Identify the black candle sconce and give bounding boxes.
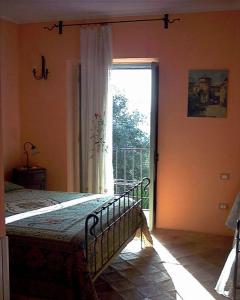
[32,56,49,80]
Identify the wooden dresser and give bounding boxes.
[12,167,46,190]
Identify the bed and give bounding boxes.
[215,192,240,299]
[5,178,152,300]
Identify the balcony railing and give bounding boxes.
[113,147,150,208]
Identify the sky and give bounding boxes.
[110,69,152,133]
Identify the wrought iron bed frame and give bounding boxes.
[233,219,240,300]
[85,177,150,281]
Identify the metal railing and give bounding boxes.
[113,147,150,196]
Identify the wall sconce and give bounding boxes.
[32,56,49,80]
[24,142,39,168]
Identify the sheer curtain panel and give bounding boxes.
[80,25,113,194]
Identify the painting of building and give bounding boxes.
[188,70,228,117]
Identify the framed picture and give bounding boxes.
[188,70,228,117]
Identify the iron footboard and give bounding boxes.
[85,177,150,280]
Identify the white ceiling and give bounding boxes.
[0,0,240,24]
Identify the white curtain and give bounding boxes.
[80,24,113,194]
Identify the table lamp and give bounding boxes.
[24,141,39,168]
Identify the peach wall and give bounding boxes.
[19,25,80,190]
[0,98,5,236]
[0,97,5,237]
[0,20,6,236]
[1,19,21,179]
[19,11,240,234]
[113,11,240,235]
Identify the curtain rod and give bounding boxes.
[43,14,180,34]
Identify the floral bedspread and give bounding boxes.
[5,189,113,300]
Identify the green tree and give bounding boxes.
[113,94,149,148]
[113,92,150,207]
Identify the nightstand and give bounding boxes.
[12,167,47,190]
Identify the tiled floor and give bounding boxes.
[95,229,233,300]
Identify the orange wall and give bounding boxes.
[0,90,5,236]
[0,20,6,236]
[1,19,21,179]
[19,24,80,190]
[19,11,240,235]
[0,91,5,236]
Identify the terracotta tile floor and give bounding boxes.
[95,229,233,300]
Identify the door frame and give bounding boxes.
[111,62,159,231]
[149,62,159,230]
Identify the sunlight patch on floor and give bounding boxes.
[143,209,150,227]
[123,235,217,299]
[123,237,143,252]
[151,234,216,300]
